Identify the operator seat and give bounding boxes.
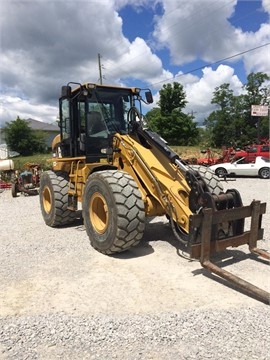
[87,111,106,135]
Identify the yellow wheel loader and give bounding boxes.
[39,82,269,304]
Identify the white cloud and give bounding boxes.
[242,23,270,75]
[103,37,173,85]
[0,95,58,125]
[152,0,270,74]
[152,0,239,64]
[262,0,270,13]
[163,64,244,124]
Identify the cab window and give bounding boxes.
[60,99,70,139]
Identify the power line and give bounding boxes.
[150,42,270,87]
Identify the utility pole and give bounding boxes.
[98,53,103,85]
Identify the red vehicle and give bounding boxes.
[0,180,12,191]
[196,147,235,166]
[234,144,269,162]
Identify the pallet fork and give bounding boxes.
[189,200,270,304]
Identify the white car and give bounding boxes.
[209,156,270,179]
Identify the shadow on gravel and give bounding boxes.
[191,248,269,274]
[114,218,194,260]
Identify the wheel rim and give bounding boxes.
[42,186,52,214]
[261,169,269,178]
[90,192,109,234]
[217,168,226,177]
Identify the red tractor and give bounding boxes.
[11,163,41,197]
[196,146,236,166]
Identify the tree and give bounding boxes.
[211,83,234,110]
[145,82,199,145]
[204,72,270,147]
[242,72,270,141]
[3,116,47,155]
[158,82,187,115]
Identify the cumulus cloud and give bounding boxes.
[183,65,243,123]
[152,0,239,64]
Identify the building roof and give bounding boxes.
[26,118,59,131]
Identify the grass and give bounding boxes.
[11,153,53,172]
[172,146,222,160]
[8,146,223,172]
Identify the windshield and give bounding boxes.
[87,87,133,134]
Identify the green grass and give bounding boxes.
[11,153,53,172]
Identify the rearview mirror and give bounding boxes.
[145,91,153,104]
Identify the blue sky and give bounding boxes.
[0,0,269,131]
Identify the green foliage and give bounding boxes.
[158,82,188,115]
[3,117,47,155]
[145,82,199,145]
[204,72,270,147]
[146,108,199,146]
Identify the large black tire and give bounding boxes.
[171,165,224,242]
[82,170,145,255]
[39,170,77,227]
[11,183,18,198]
[193,165,224,194]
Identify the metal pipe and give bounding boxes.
[175,158,189,174]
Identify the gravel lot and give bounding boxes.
[0,177,269,359]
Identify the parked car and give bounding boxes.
[209,156,270,179]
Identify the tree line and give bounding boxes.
[2,71,269,156]
[145,71,269,148]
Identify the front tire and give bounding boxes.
[214,167,228,178]
[11,183,18,198]
[82,170,145,255]
[39,170,77,227]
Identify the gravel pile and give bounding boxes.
[0,177,269,359]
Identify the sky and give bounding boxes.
[0,0,269,130]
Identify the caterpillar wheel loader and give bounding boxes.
[39,82,269,304]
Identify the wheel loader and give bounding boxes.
[39,82,269,304]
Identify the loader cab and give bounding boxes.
[58,83,153,163]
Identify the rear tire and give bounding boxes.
[39,170,77,227]
[193,165,224,194]
[170,165,223,240]
[83,170,145,255]
[259,167,270,179]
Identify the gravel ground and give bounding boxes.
[0,177,269,359]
